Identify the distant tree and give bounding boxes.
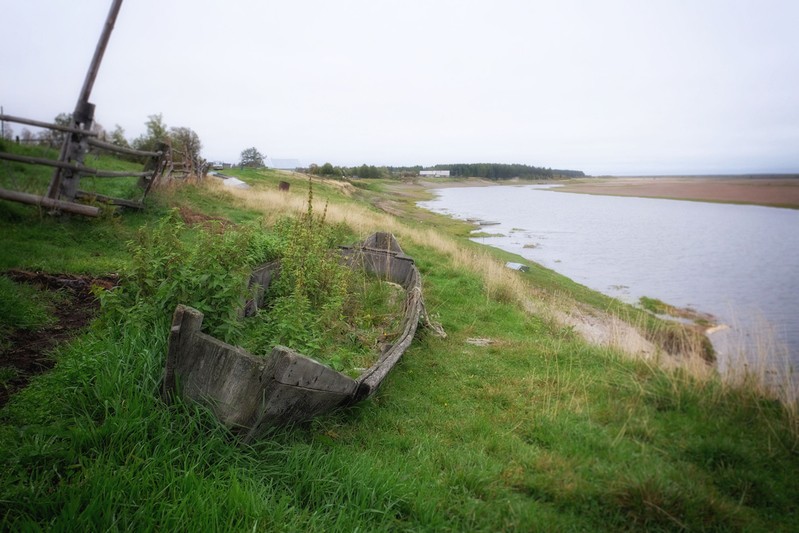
[20,128,34,143]
[109,124,130,148]
[171,126,205,176]
[354,164,386,179]
[171,127,202,163]
[1,123,13,140]
[318,162,344,177]
[54,113,72,129]
[239,147,265,167]
[132,113,168,153]
[89,121,106,142]
[430,162,585,180]
[37,112,72,148]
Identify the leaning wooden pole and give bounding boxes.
[47,0,125,200]
[0,188,100,217]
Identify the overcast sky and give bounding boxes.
[2,0,798,175]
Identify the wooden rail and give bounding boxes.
[0,188,100,217]
[75,190,143,209]
[0,1,179,215]
[0,151,152,178]
[0,113,99,137]
[86,137,161,158]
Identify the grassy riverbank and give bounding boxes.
[1,169,798,531]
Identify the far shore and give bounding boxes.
[414,175,799,209]
[554,176,799,209]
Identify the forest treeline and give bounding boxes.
[429,163,584,179]
[307,162,585,180]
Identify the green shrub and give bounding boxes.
[243,183,352,358]
[97,210,279,341]
[240,181,404,375]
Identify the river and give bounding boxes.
[418,184,799,389]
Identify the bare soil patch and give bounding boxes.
[178,206,233,231]
[0,270,118,407]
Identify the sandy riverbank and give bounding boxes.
[554,176,799,209]
[409,175,799,209]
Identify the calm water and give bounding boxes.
[419,184,799,380]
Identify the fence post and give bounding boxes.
[46,0,124,202]
[57,102,95,201]
[139,141,170,193]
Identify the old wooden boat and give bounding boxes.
[162,232,428,442]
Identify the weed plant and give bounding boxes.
[240,181,406,374]
[97,209,279,341]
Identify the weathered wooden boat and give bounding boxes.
[162,232,431,442]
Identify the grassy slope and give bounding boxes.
[1,169,797,531]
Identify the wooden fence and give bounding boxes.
[0,0,180,217]
[0,113,169,216]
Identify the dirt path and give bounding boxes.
[0,271,117,407]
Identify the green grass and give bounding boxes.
[0,142,56,194]
[1,169,798,531]
[0,276,56,335]
[0,141,143,200]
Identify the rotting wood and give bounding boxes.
[163,232,439,440]
[241,261,278,318]
[164,305,357,442]
[0,188,100,217]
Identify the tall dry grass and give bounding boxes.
[713,313,798,428]
[219,181,527,304]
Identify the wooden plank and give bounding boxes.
[163,305,206,401]
[244,381,353,442]
[179,333,278,430]
[163,305,357,439]
[75,190,143,209]
[243,261,278,317]
[272,346,357,393]
[0,187,100,217]
[163,305,277,429]
[354,284,422,400]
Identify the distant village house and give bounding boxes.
[419,170,450,177]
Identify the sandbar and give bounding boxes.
[553,176,799,209]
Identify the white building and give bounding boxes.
[267,158,302,170]
[419,170,450,177]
